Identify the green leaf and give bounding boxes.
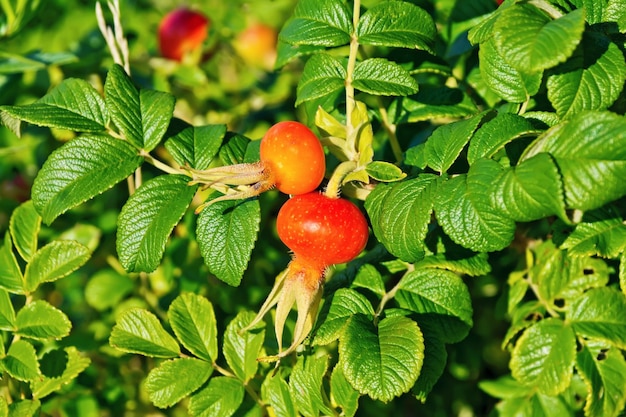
[279,0,351,47]
[467,112,541,164]
[168,293,217,363]
[547,32,626,119]
[424,112,486,173]
[223,311,265,383]
[313,288,375,346]
[117,175,197,273]
[289,354,334,417]
[0,78,108,134]
[0,233,24,294]
[15,300,71,340]
[411,321,447,403]
[365,161,406,182]
[0,51,76,75]
[510,318,576,395]
[576,340,626,417]
[9,200,41,262]
[32,134,143,225]
[30,347,91,399]
[104,64,175,151]
[415,250,491,277]
[146,358,213,409]
[189,376,245,417]
[559,205,626,258]
[353,58,418,96]
[296,54,346,106]
[395,267,473,343]
[479,38,543,102]
[435,159,516,252]
[621,252,626,296]
[84,269,134,311]
[330,366,359,417]
[494,5,585,73]
[24,240,91,293]
[164,124,226,170]
[523,110,626,211]
[262,373,296,417]
[196,199,260,286]
[491,153,566,222]
[340,315,424,402]
[109,308,180,358]
[356,1,435,51]
[2,340,39,382]
[0,289,15,331]
[479,375,533,400]
[365,175,438,262]
[351,263,386,297]
[395,86,478,124]
[567,287,626,349]
[7,399,40,417]
[275,40,326,69]
[219,133,249,166]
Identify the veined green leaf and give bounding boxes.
[197,198,260,286]
[395,267,473,343]
[330,366,359,417]
[0,51,76,75]
[0,233,24,294]
[510,318,576,395]
[296,54,346,106]
[567,287,626,349]
[353,58,418,96]
[0,78,108,135]
[31,347,91,399]
[2,340,39,382]
[15,300,71,340]
[289,354,334,417]
[0,289,16,331]
[32,134,143,225]
[223,311,265,383]
[558,205,626,258]
[494,5,585,73]
[351,263,386,297]
[9,200,41,262]
[523,110,626,211]
[435,159,516,252]
[340,315,424,402]
[415,250,491,277]
[189,376,245,417]
[7,399,40,417]
[313,288,375,346]
[547,32,626,119]
[84,269,134,311]
[110,308,180,358]
[396,86,478,124]
[104,64,175,151]
[168,293,218,363]
[146,358,213,409]
[275,40,325,69]
[117,175,197,273]
[164,124,226,170]
[411,321,447,403]
[279,0,351,47]
[24,240,91,293]
[262,372,296,417]
[219,133,249,166]
[479,375,533,400]
[357,1,435,51]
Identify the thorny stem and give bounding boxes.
[324,160,357,198]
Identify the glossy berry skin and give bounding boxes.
[158,8,209,62]
[276,192,369,269]
[260,121,325,195]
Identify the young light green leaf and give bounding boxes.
[356,1,435,51]
[0,78,108,135]
[353,58,418,96]
[85,269,134,311]
[510,318,576,395]
[31,347,91,399]
[32,134,143,225]
[104,64,175,151]
[435,160,516,252]
[197,198,260,286]
[351,263,386,297]
[0,233,24,294]
[223,311,265,383]
[296,54,346,106]
[547,32,626,120]
[313,288,375,346]
[109,308,180,358]
[559,205,626,258]
[15,300,71,340]
[7,399,40,417]
[168,293,217,363]
[289,354,334,417]
[0,289,15,331]
[523,110,626,211]
[395,267,473,343]
[9,200,41,262]
[146,358,213,409]
[117,175,197,273]
[567,287,626,349]
[340,315,424,402]
[262,373,296,417]
[491,153,566,222]
[576,340,626,417]
[330,366,359,417]
[365,161,406,182]
[279,0,351,47]
[189,376,245,417]
[424,112,486,173]
[494,5,585,73]
[2,339,40,381]
[24,240,91,293]
[164,124,226,170]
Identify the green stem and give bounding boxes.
[344,0,361,151]
[378,103,403,164]
[324,161,357,198]
[141,151,187,176]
